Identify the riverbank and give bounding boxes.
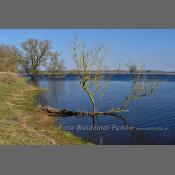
[20,70,175,79]
[0,72,85,145]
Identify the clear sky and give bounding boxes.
[0,29,175,71]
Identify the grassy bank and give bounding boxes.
[0,72,85,145]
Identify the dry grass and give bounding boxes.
[39,113,53,127]
[0,73,85,145]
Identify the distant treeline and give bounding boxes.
[21,69,175,76]
[0,38,174,78]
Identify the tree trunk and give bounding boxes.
[38,104,124,115]
[31,73,37,79]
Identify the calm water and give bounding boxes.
[31,74,175,145]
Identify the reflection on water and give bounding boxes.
[57,114,155,145]
[30,75,175,145]
[30,78,65,107]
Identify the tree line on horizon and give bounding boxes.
[0,37,147,79]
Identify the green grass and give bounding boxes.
[0,73,86,145]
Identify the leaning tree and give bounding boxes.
[39,35,159,118]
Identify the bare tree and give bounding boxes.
[128,64,137,73]
[0,44,20,72]
[39,36,159,118]
[20,39,51,79]
[71,34,110,114]
[48,51,65,77]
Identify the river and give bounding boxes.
[29,74,175,145]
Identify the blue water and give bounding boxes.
[33,74,175,145]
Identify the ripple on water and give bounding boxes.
[35,76,175,145]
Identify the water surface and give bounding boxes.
[32,74,175,145]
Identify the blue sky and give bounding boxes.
[0,29,175,71]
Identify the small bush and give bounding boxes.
[0,45,20,73]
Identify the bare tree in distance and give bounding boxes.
[128,64,137,73]
[19,38,52,79]
[48,51,65,77]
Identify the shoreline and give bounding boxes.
[0,73,86,145]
